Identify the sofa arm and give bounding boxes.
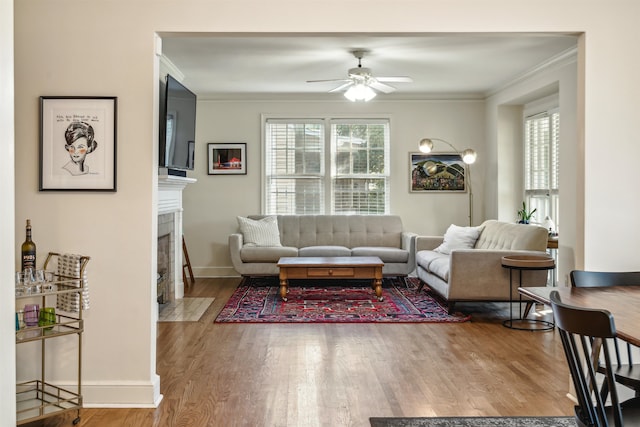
[228,233,245,272]
[416,236,444,251]
[447,249,550,300]
[401,231,418,251]
[402,231,418,272]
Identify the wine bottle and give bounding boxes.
[21,219,36,271]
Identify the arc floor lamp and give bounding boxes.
[419,138,477,226]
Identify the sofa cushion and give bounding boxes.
[251,215,403,249]
[428,257,451,281]
[352,247,409,263]
[474,220,548,251]
[434,224,483,255]
[240,246,298,263]
[298,246,351,257]
[237,216,282,247]
[416,250,450,281]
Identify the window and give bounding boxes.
[264,118,390,215]
[524,110,559,229]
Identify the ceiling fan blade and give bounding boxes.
[376,76,413,83]
[306,78,351,83]
[368,81,396,94]
[328,81,354,93]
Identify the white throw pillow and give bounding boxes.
[434,224,483,255]
[237,216,282,247]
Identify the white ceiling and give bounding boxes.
[160,33,578,100]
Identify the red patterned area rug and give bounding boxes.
[214,277,470,323]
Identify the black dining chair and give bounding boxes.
[570,270,640,399]
[550,291,640,426]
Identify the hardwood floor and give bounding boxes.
[27,277,574,427]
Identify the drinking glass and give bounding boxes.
[23,268,34,283]
[38,307,56,330]
[43,271,55,282]
[34,269,46,283]
[24,304,39,327]
[22,269,35,295]
[30,269,46,294]
[16,310,25,330]
[15,272,24,294]
[42,283,58,293]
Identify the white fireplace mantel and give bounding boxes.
[158,174,197,215]
[158,174,196,299]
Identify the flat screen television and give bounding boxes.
[159,74,196,175]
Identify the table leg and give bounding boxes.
[372,267,383,301]
[372,278,383,301]
[502,266,553,331]
[279,273,288,302]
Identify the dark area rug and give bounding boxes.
[370,416,576,427]
[215,276,470,323]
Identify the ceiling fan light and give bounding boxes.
[362,85,376,101]
[344,83,376,102]
[344,86,358,101]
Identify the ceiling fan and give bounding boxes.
[307,49,413,101]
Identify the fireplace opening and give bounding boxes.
[158,213,175,304]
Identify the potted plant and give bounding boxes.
[517,201,536,224]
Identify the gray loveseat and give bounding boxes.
[415,220,550,313]
[229,215,417,277]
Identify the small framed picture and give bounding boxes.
[40,96,117,191]
[208,143,247,175]
[410,152,467,192]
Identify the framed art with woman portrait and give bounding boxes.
[40,96,117,191]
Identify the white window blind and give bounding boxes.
[331,120,389,214]
[265,120,325,214]
[264,118,390,215]
[524,111,559,226]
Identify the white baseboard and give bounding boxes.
[81,375,162,408]
[193,266,239,278]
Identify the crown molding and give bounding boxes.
[486,46,578,97]
[159,55,184,82]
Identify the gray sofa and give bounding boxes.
[415,220,550,313]
[229,215,417,277]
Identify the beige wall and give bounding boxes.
[9,0,640,408]
[1,0,16,421]
[486,56,579,287]
[185,99,484,277]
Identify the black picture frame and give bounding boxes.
[39,96,117,191]
[410,152,467,192]
[207,143,247,175]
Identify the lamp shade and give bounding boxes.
[419,138,434,153]
[461,149,477,164]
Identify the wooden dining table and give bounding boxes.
[518,285,640,346]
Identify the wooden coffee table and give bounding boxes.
[276,256,384,302]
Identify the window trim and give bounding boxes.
[262,114,392,215]
[523,102,559,227]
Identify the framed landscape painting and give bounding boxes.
[39,96,117,191]
[208,143,247,175]
[410,152,467,193]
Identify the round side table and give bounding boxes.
[501,255,555,331]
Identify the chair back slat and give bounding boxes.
[550,291,626,427]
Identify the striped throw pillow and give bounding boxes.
[237,216,282,247]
